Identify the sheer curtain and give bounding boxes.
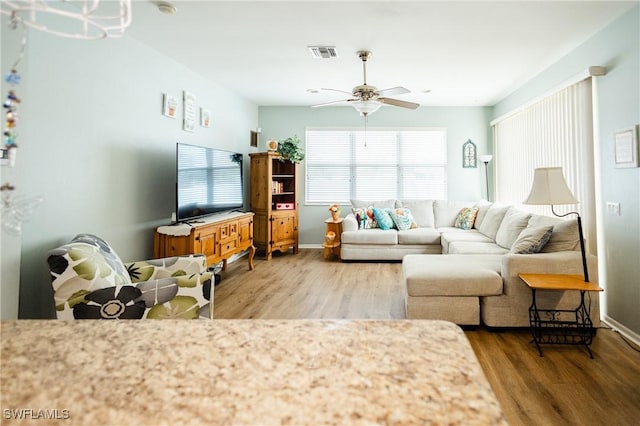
[492,79,596,253]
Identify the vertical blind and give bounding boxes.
[492,79,596,253]
[305,128,447,204]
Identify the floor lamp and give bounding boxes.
[479,155,493,200]
[523,167,589,282]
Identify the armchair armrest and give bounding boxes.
[126,254,214,319]
[125,254,208,282]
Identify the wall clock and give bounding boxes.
[463,139,477,168]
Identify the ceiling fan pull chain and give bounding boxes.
[364,115,368,147]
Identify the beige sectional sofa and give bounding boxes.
[340,199,600,327]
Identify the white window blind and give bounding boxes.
[305,128,447,204]
[492,79,596,253]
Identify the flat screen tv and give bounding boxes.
[176,143,244,222]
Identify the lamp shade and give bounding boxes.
[524,167,578,205]
[478,154,493,163]
[351,100,382,116]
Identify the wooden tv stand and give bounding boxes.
[154,211,255,271]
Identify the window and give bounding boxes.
[305,128,447,204]
[492,78,596,253]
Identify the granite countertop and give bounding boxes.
[1,320,506,425]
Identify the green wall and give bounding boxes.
[258,106,493,245]
[0,19,258,318]
[493,5,640,337]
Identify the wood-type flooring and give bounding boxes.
[214,249,640,426]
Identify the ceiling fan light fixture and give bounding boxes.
[351,100,382,116]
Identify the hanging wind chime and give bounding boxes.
[1,14,42,235]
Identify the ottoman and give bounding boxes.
[403,254,504,325]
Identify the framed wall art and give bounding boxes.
[183,91,197,132]
[614,125,639,168]
[200,108,211,128]
[162,93,178,118]
[462,139,477,168]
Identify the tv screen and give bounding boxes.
[176,143,244,222]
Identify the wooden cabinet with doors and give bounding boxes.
[154,211,255,271]
[249,152,299,260]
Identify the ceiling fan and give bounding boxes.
[311,50,419,116]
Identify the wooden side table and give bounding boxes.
[323,218,343,260]
[519,273,603,358]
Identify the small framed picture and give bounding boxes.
[614,126,639,168]
[183,91,197,132]
[200,108,211,128]
[162,94,178,118]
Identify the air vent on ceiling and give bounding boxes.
[308,46,339,59]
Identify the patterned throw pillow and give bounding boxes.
[389,208,417,230]
[511,226,554,254]
[352,206,378,229]
[454,207,479,230]
[372,207,396,230]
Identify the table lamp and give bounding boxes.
[523,167,589,282]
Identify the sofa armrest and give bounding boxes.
[125,254,208,282]
[343,213,359,232]
[501,251,598,295]
[502,251,597,277]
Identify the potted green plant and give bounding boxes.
[277,135,305,163]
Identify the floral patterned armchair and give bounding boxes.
[47,234,213,320]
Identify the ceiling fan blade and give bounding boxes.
[377,86,410,97]
[311,99,353,108]
[378,97,420,109]
[320,88,353,95]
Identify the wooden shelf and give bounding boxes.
[250,152,299,261]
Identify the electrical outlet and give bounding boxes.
[606,202,620,216]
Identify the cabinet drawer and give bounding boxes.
[220,238,239,256]
[219,223,238,239]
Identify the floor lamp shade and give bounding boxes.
[524,167,578,205]
[524,167,588,282]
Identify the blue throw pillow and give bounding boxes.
[372,207,395,230]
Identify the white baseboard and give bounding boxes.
[602,315,640,347]
[299,244,323,249]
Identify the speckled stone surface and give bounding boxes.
[1,320,506,425]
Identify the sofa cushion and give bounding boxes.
[440,230,494,253]
[389,208,417,230]
[351,199,395,209]
[372,207,395,230]
[396,199,435,227]
[477,204,509,240]
[454,207,479,230]
[397,228,441,245]
[434,200,474,227]
[403,254,503,297]
[448,241,509,255]
[510,225,553,254]
[495,208,532,249]
[473,200,492,229]
[341,229,398,245]
[528,215,579,252]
